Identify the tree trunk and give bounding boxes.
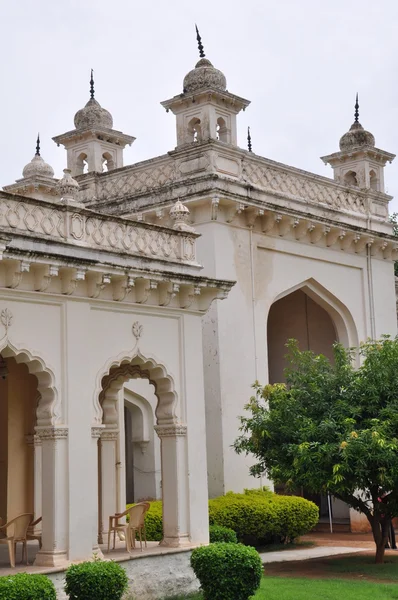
[369,514,389,564]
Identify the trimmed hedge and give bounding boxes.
[65,560,128,600]
[209,525,238,544]
[0,573,56,600]
[209,489,318,545]
[127,489,318,546]
[191,542,262,600]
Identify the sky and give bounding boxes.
[1,0,398,210]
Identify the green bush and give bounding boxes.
[209,525,238,544]
[65,560,128,600]
[209,489,318,545]
[0,573,56,600]
[191,542,262,600]
[126,500,163,541]
[126,489,318,546]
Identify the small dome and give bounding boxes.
[339,122,375,152]
[183,58,227,94]
[22,153,54,179]
[57,169,79,201]
[74,98,113,130]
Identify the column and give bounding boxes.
[99,430,118,543]
[34,427,69,567]
[31,435,43,532]
[91,427,104,555]
[155,424,190,547]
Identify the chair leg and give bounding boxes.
[143,525,147,548]
[23,541,28,565]
[7,540,15,568]
[113,528,116,550]
[139,528,143,551]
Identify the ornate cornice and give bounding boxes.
[91,426,105,439]
[100,430,119,441]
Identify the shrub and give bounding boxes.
[191,542,262,600]
[209,525,238,544]
[65,559,128,600]
[209,489,318,545]
[0,573,56,600]
[127,500,163,541]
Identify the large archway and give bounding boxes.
[95,352,189,549]
[266,284,353,527]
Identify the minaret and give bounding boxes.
[53,70,135,176]
[321,95,395,192]
[161,27,250,147]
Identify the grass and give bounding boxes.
[326,554,398,580]
[166,575,398,599]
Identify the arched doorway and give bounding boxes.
[267,287,350,527]
[96,353,189,548]
[0,341,64,567]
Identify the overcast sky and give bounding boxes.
[1,0,398,211]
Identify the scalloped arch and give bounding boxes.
[93,350,178,426]
[0,340,61,426]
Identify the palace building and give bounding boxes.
[0,31,397,570]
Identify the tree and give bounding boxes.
[234,338,398,563]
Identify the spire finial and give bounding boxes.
[90,69,95,100]
[195,24,206,59]
[35,133,40,156]
[247,127,252,152]
[354,92,359,123]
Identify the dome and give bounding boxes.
[339,122,375,152]
[22,153,54,179]
[74,98,113,130]
[183,58,227,94]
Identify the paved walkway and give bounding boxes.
[260,545,368,564]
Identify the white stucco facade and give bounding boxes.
[1,36,397,569]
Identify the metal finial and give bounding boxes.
[247,127,252,152]
[35,133,40,156]
[354,93,359,123]
[90,69,95,99]
[195,24,205,58]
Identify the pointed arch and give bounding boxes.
[0,340,60,426]
[93,350,178,427]
[269,278,359,349]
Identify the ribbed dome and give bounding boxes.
[183,58,227,94]
[22,153,54,179]
[74,98,113,130]
[339,121,375,152]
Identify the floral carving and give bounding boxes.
[0,308,13,335]
[132,321,143,341]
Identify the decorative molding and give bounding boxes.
[35,427,69,440]
[155,424,187,438]
[100,430,119,441]
[91,426,105,439]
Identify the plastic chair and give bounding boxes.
[108,502,150,553]
[0,513,33,567]
[27,516,42,549]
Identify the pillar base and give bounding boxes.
[92,546,104,560]
[34,550,69,568]
[160,534,191,548]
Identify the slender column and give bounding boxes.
[33,435,42,532]
[91,427,104,554]
[155,424,190,547]
[99,430,118,543]
[34,427,69,567]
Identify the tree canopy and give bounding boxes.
[234,337,398,563]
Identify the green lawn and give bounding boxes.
[167,575,398,599]
[326,554,398,580]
